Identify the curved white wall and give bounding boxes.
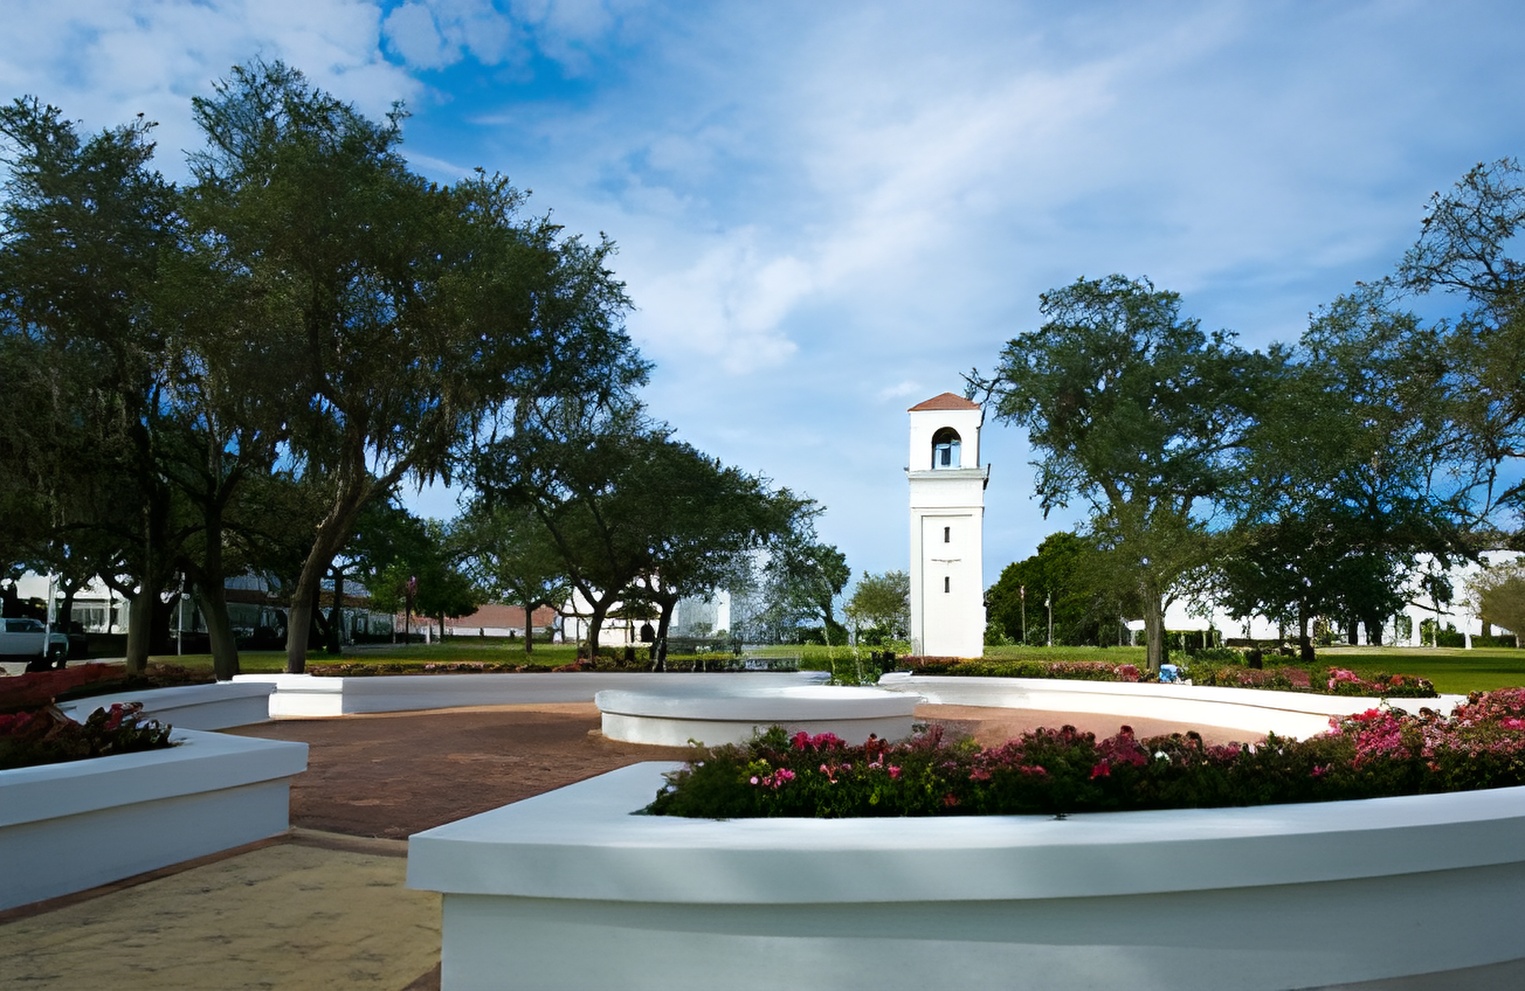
[595,684,918,746]
[409,762,1525,990]
[879,673,1464,739]
[236,670,830,717]
[58,681,275,730]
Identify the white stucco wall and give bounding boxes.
[409,761,1525,990]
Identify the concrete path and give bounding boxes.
[0,831,441,991]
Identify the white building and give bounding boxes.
[907,392,988,658]
[559,589,732,647]
[1146,550,1522,647]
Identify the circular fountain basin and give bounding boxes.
[595,683,920,747]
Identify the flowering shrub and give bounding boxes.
[899,656,1437,698]
[646,690,1525,818]
[310,655,757,676]
[0,702,176,771]
[896,657,1135,683]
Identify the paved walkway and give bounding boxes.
[0,831,440,991]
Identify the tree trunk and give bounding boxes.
[522,601,534,653]
[286,487,373,673]
[1142,592,1167,674]
[124,584,157,675]
[200,578,240,680]
[285,558,323,674]
[584,598,608,657]
[1297,605,1315,663]
[197,511,241,680]
[125,488,174,675]
[655,594,678,672]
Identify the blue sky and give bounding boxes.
[5,1,1524,589]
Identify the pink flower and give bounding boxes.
[888,765,902,779]
[1090,760,1111,780]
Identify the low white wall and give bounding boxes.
[409,762,1525,991]
[58,681,275,730]
[235,671,830,718]
[1,730,308,911]
[878,673,1465,739]
[595,685,918,746]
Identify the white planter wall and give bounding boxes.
[409,762,1525,991]
[595,684,918,746]
[58,681,275,730]
[236,671,829,717]
[878,673,1464,739]
[1,730,307,911]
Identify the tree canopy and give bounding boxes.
[184,61,646,671]
[0,61,649,674]
[472,397,808,656]
[982,274,1280,669]
[844,570,910,644]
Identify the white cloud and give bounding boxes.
[0,0,418,172]
[382,2,455,69]
[877,381,925,403]
[626,229,807,375]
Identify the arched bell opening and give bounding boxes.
[932,427,961,469]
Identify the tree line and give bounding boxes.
[978,159,1525,668]
[0,60,844,676]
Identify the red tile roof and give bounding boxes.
[908,392,981,411]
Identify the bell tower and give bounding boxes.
[908,392,988,658]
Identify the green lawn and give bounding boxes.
[1312,646,1525,695]
[139,640,1525,695]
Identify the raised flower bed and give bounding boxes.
[409,689,1525,989]
[1,727,307,911]
[876,672,1459,739]
[409,760,1525,990]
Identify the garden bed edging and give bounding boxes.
[234,670,830,717]
[877,672,1465,738]
[1,729,307,911]
[57,680,276,730]
[408,762,1525,991]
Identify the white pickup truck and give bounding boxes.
[0,617,70,665]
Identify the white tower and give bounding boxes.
[908,392,988,658]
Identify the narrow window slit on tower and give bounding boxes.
[944,576,950,593]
